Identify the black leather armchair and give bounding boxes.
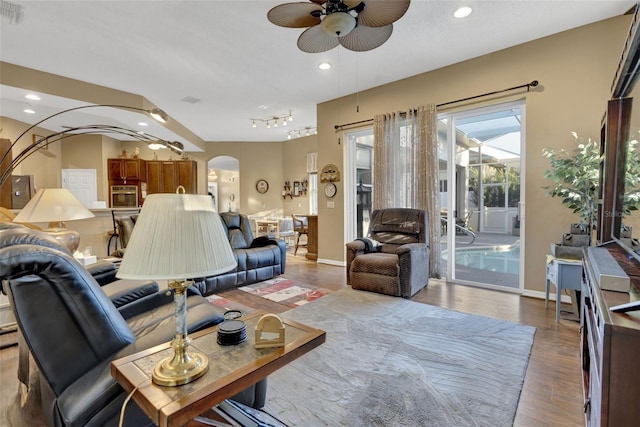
[192,212,286,296]
[0,225,267,427]
[345,208,430,298]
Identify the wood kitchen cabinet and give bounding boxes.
[108,158,146,183]
[145,160,163,194]
[145,160,197,195]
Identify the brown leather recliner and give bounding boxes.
[345,208,430,298]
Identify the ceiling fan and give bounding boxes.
[267,0,410,53]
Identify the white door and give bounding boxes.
[62,169,97,208]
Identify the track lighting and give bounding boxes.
[287,126,317,139]
[250,111,294,129]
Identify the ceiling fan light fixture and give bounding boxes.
[321,12,356,37]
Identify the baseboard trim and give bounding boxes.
[523,289,572,303]
[317,258,345,267]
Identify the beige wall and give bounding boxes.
[2,15,636,293]
[192,137,317,216]
[201,142,283,216]
[315,15,632,293]
[1,116,63,189]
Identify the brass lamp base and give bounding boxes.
[152,338,209,386]
[152,280,209,387]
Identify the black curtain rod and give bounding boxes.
[334,80,539,130]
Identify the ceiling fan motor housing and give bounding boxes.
[321,12,356,37]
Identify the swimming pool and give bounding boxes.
[441,241,520,274]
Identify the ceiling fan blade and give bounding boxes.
[298,25,340,53]
[344,0,410,27]
[267,2,323,28]
[339,24,393,52]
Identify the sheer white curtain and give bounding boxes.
[373,105,441,277]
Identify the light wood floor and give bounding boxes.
[0,252,584,426]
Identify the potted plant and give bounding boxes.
[543,132,640,257]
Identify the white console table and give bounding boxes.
[545,255,582,322]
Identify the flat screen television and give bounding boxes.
[604,7,640,263]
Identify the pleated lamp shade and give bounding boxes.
[117,193,236,281]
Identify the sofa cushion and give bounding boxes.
[220,212,254,250]
[101,279,159,309]
[369,209,425,246]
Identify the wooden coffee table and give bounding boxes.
[111,312,325,427]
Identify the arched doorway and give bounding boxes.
[208,156,239,212]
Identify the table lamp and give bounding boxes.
[116,191,237,386]
[12,188,95,253]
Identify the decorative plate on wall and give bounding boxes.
[324,182,337,198]
[256,179,269,194]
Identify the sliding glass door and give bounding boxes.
[439,101,525,291]
[345,129,374,242]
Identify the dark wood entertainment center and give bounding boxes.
[580,6,640,425]
[581,244,640,425]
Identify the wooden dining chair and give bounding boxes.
[291,214,308,255]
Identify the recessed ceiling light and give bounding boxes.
[454,6,472,18]
[23,107,35,114]
[138,122,148,126]
[318,62,331,70]
[25,94,40,101]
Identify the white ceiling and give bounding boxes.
[0,0,636,150]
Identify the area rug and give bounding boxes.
[263,287,535,426]
[238,277,331,308]
[205,294,255,314]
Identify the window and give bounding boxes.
[309,173,318,214]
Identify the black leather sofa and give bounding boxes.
[191,212,287,296]
[0,224,267,427]
[111,211,286,297]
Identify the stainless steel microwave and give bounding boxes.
[111,185,138,208]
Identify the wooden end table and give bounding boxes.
[111,312,325,427]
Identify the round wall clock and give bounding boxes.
[324,182,337,198]
[256,179,269,194]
